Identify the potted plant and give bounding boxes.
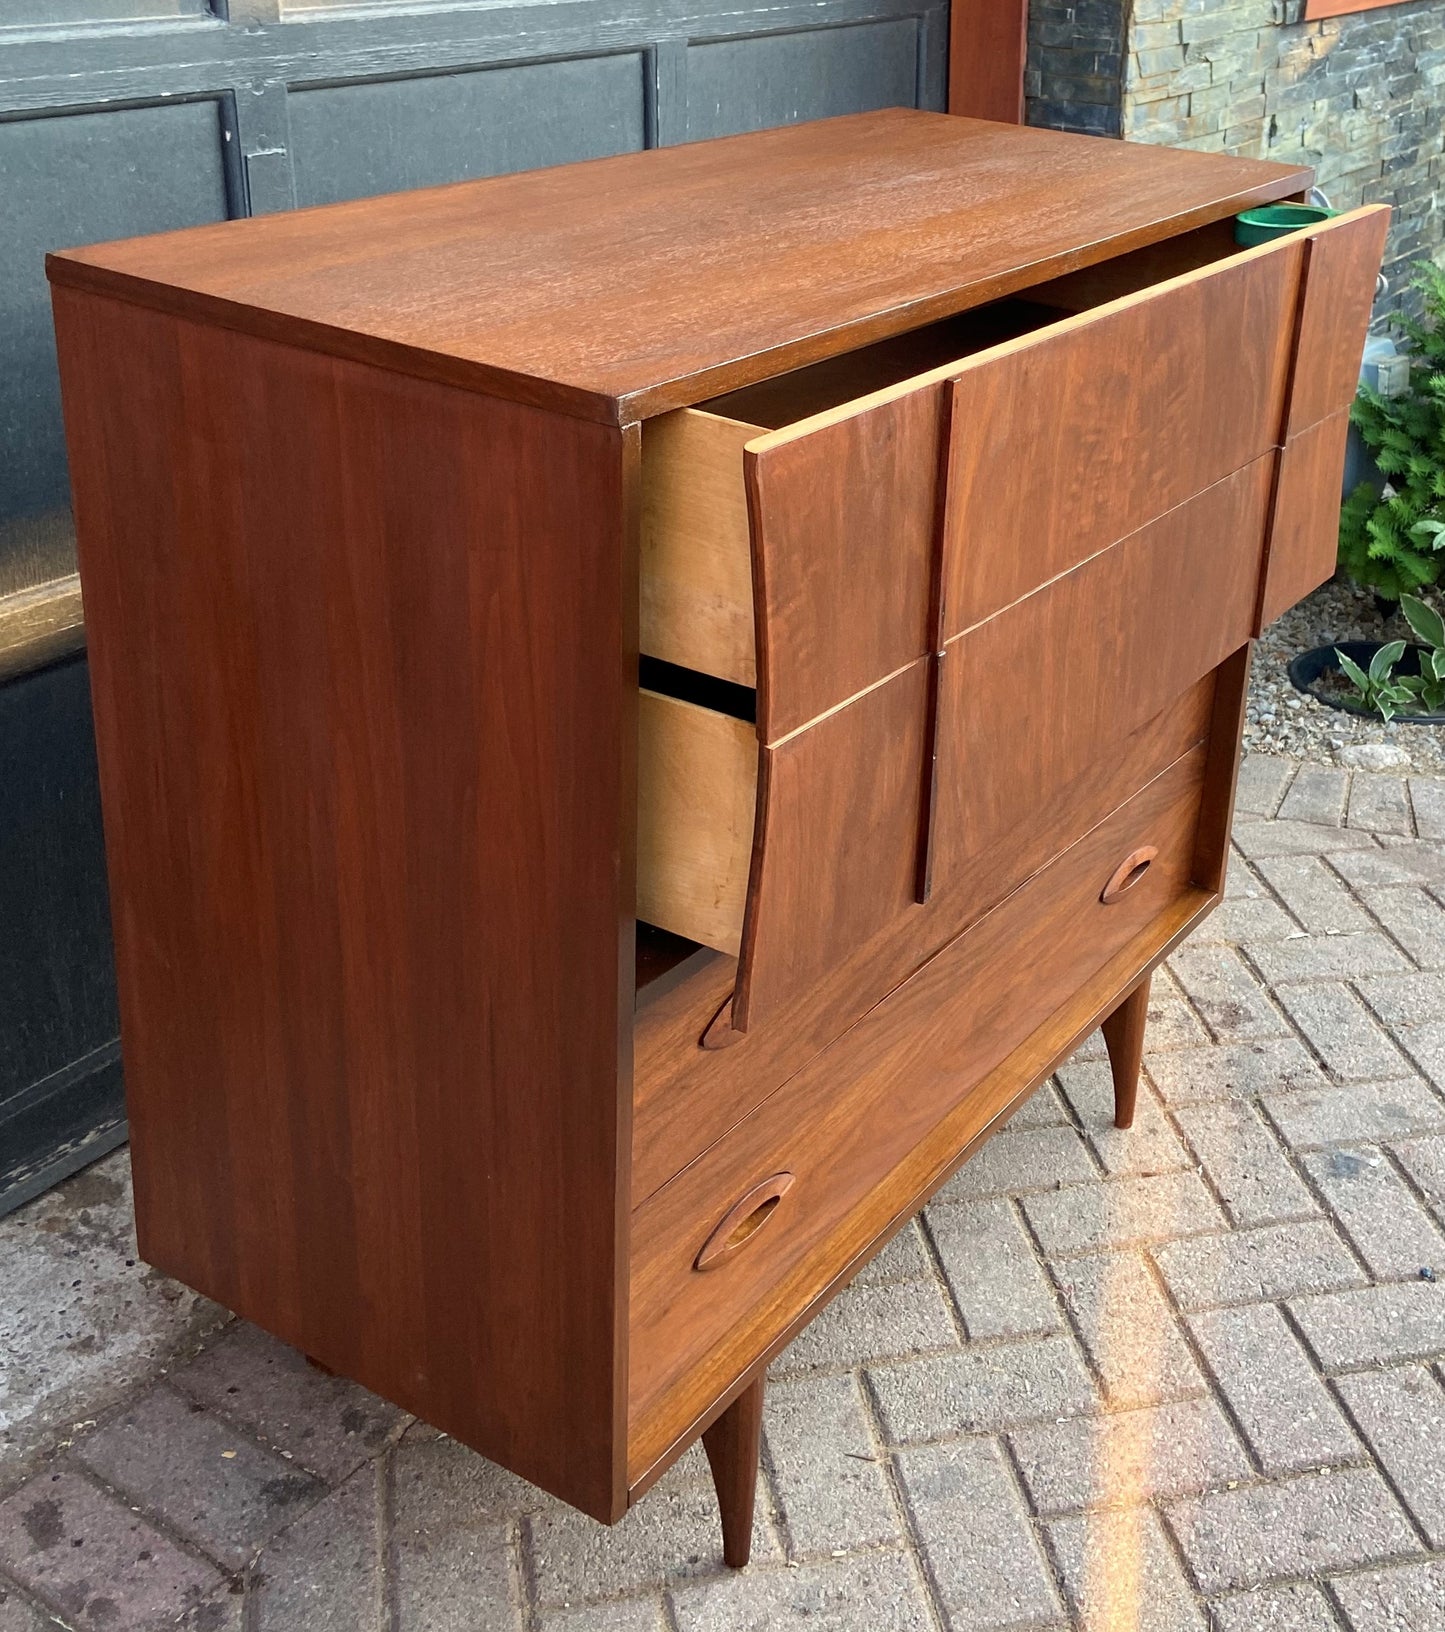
[1289,593,1445,724]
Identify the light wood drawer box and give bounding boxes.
[629,743,1209,1470]
[637,687,756,956]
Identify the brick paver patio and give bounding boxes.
[2,754,1445,1631]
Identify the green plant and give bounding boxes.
[1335,593,1445,721]
[1338,261,1445,600]
[1335,639,1411,721]
[1399,592,1445,713]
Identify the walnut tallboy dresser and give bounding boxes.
[48,111,1387,1563]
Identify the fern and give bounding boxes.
[1339,261,1445,600]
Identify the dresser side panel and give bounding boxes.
[52,286,632,1521]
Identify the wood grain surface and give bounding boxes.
[1281,206,1391,437]
[630,886,1216,1503]
[1101,975,1151,1130]
[746,388,947,740]
[934,457,1273,881]
[630,674,1215,1199]
[1255,207,1391,631]
[47,111,1312,423]
[732,660,931,1030]
[949,0,1027,121]
[629,745,1209,1473]
[1258,410,1355,632]
[641,411,758,687]
[943,244,1300,631]
[54,286,634,1522]
[701,1374,766,1568]
[637,688,758,955]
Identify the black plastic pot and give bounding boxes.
[1288,640,1445,725]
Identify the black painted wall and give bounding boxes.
[0,657,125,1212]
[0,0,948,1211]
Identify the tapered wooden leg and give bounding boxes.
[702,1375,765,1568]
[1101,975,1151,1130]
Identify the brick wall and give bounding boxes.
[1027,0,1444,316]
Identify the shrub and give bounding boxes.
[1338,261,1445,601]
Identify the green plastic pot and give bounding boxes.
[1234,203,1338,246]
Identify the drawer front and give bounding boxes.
[629,745,1208,1446]
[730,234,1325,1030]
[1258,411,1353,633]
[744,386,946,741]
[1286,207,1391,437]
[639,209,1386,725]
[739,237,1296,743]
[933,458,1271,884]
[633,672,1217,1200]
[1258,207,1390,629]
[941,244,1301,633]
[732,658,931,1028]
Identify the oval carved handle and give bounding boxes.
[694,1172,796,1272]
[1101,846,1158,905]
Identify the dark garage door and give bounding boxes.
[0,0,949,1212]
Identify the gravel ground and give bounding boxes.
[1248,574,1445,772]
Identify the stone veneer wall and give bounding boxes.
[1028,0,1128,135]
[1026,0,1444,317]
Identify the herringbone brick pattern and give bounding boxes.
[2,757,1444,1631]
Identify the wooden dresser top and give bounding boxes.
[47,109,1310,424]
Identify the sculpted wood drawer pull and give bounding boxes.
[1100,846,1159,905]
[694,1173,796,1271]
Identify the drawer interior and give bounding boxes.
[1023,218,1252,313]
[702,299,1057,431]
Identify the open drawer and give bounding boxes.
[639,301,1046,696]
[641,207,1388,716]
[636,207,1389,1021]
